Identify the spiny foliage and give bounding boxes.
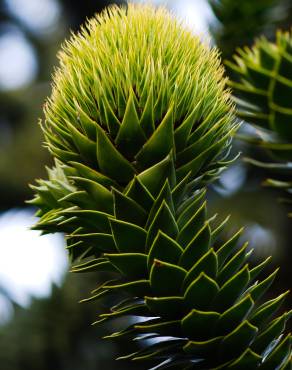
[32,159,292,369]
[43,3,236,187]
[30,4,291,369]
[227,30,292,144]
[227,30,292,210]
[98,192,291,370]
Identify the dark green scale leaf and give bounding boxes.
[227,348,262,369]
[125,339,185,362]
[100,94,121,137]
[249,257,272,282]
[103,319,142,339]
[96,125,135,183]
[146,201,178,250]
[260,334,291,370]
[71,259,117,273]
[63,119,97,165]
[80,278,117,304]
[249,269,279,301]
[135,319,182,337]
[179,223,211,270]
[60,209,111,232]
[176,131,235,181]
[67,232,116,252]
[209,151,240,172]
[66,238,84,252]
[181,309,220,341]
[182,249,218,290]
[148,231,183,270]
[100,303,149,319]
[113,188,147,226]
[150,259,186,296]
[110,296,142,312]
[134,334,159,342]
[184,272,219,310]
[32,210,65,233]
[74,100,98,140]
[218,321,258,363]
[176,117,226,167]
[177,194,206,231]
[130,343,185,362]
[217,243,249,286]
[186,107,215,145]
[70,244,93,261]
[105,253,148,279]
[252,312,291,355]
[175,76,196,120]
[216,295,254,336]
[49,143,81,162]
[216,228,244,267]
[126,176,154,211]
[59,191,94,209]
[115,92,147,157]
[104,279,151,296]
[136,105,175,168]
[137,153,176,197]
[44,128,73,151]
[183,336,223,357]
[90,277,119,296]
[177,188,205,217]
[71,177,113,214]
[145,296,184,319]
[213,265,250,312]
[146,180,175,229]
[92,277,119,295]
[250,291,289,329]
[81,289,110,304]
[211,216,230,245]
[46,119,78,148]
[69,161,117,188]
[33,185,67,209]
[171,172,192,208]
[57,214,78,229]
[110,219,147,253]
[174,102,201,151]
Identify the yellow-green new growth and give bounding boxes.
[43,3,236,185]
[30,4,291,369]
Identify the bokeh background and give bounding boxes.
[0,1,291,369]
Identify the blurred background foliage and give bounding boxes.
[208,0,292,58]
[0,0,291,369]
[0,273,144,370]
